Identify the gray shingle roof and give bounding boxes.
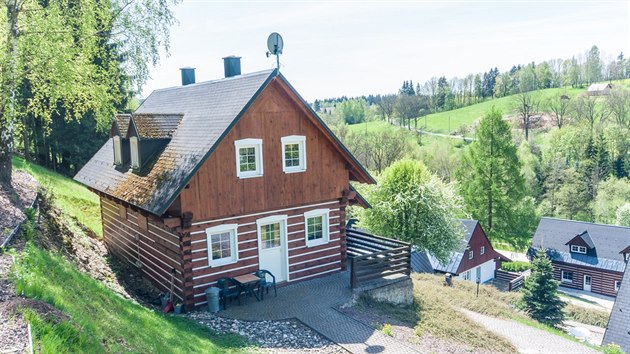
[75,70,276,214]
[131,113,183,139]
[411,219,477,275]
[532,217,630,271]
[603,262,630,351]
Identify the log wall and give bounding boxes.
[552,261,622,297]
[101,197,185,301]
[183,199,345,308]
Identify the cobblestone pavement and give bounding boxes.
[460,309,599,354]
[220,271,419,354]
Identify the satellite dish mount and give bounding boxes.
[266,32,284,71]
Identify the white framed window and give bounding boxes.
[480,246,485,256]
[625,253,630,262]
[130,136,140,169]
[570,245,587,254]
[281,135,306,173]
[463,270,471,280]
[561,270,573,283]
[469,250,474,260]
[113,136,122,165]
[616,281,622,292]
[234,138,263,178]
[205,224,238,267]
[304,209,330,247]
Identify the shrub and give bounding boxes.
[603,343,625,354]
[502,261,531,273]
[381,323,393,337]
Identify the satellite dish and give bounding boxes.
[267,32,283,55]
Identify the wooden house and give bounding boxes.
[74,58,374,309]
[411,219,506,283]
[530,217,630,297]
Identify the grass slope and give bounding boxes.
[12,157,102,237]
[12,243,246,353]
[411,274,601,350]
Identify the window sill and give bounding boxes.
[561,280,572,283]
[209,259,238,268]
[306,239,329,248]
[283,169,306,174]
[237,173,263,179]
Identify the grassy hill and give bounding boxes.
[7,160,247,353]
[349,80,630,138]
[12,157,102,237]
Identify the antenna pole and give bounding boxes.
[276,54,280,71]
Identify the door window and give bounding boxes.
[261,223,281,249]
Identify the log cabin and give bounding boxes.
[411,219,506,283]
[530,217,630,297]
[74,57,374,309]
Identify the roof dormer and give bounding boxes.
[128,113,183,172]
[111,114,132,166]
[620,245,630,262]
[565,230,595,255]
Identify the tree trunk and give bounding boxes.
[0,0,20,186]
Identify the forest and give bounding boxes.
[320,45,630,250]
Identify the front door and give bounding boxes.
[476,266,482,283]
[257,216,288,282]
[584,275,592,292]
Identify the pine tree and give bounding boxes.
[520,254,565,327]
[457,107,536,247]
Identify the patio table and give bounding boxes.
[234,274,262,301]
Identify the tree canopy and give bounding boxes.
[0,0,178,184]
[457,107,536,248]
[519,254,565,327]
[361,159,463,262]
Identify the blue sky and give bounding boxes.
[142,0,630,101]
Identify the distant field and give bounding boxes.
[348,80,630,139]
[421,86,586,134]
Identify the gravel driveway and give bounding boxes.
[460,309,599,354]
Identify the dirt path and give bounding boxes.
[460,309,598,354]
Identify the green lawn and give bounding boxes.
[421,86,586,134]
[12,156,102,237]
[12,243,246,353]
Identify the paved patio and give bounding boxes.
[220,271,419,353]
[558,287,615,311]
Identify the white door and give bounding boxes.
[476,267,481,283]
[584,275,592,292]
[257,216,288,282]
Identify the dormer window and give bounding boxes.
[570,245,587,254]
[113,136,122,165]
[130,136,140,169]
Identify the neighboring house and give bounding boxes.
[530,217,630,297]
[74,57,375,309]
[603,262,630,351]
[587,83,613,96]
[411,219,506,283]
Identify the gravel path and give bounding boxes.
[0,253,30,354]
[188,312,346,353]
[460,309,599,354]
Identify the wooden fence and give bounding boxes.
[347,228,412,289]
[495,269,528,291]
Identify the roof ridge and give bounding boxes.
[150,69,275,94]
[541,216,630,230]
